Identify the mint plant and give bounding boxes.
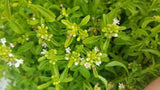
[0,0,160,90]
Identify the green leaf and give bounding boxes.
[3,0,11,19]
[17,42,34,53]
[61,20,72,27]
[68,6,80,15]
[98,75,108,89]
[83,36,101,45]
[151,24,160,33]
[61,77,73,82]
[37,81,52,89]
[141,17,154,28]
[9,20,24,34]
[140,49,160,57]
[29,4,56,22]
[79,15,90,26]
[65,36,74,48]
[60,67,68,81]
[105,61,129,74]
[93,69,98,78]
[78,66,90,79]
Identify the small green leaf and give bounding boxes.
[83,36,101,45]
[79,15,90,26]
[140,49,160,57]
[29,4,56,22]
[105,61,129,74]
[61,20,72,27]
[60,67,68,81]
[37,81,52,89]
[78,66,90,79]
[17,42,34,53]
[98,75,108,89]
[9,20,24,34]
[65,36,74,48]
[141,17,154,28]
[61,77,73,82]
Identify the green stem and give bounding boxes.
[56,84,59,90]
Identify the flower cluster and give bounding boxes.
[65,47,102,68]
[102,24,119,38]
[17,34,29,44]
[36,24,53,42]
[102,18,120,38]
[65,51,81,66]
[52,75,60,85]
[0,38,15,62]
[0,38,23,67]
[82,47,102,68]
[61,8,68,17]
[45,49,57,65]
[0,77,11,90]
[61,20,88,41]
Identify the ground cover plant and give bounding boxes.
[0,0,160,90]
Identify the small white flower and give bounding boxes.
[26,38,29,41]
[113,18,120,25]
[0,77,11,90]
[32,17,36,20]
[15,59,23,67]
[65,47,71,53]
[75,62,78,66]
[86,58,89,61]
[73,34,76,37]
[79,58,84,61]
[7,61,12,66]
[84,62,91,68]
[94,46,99,52]
[118,83,125,89]
[0,25,4,29]
[8,53,14,57]
[99,53,102,56]
[0,38,6,45]
[42,43,48,48]
[9,43,14,48]
[114,33,118,37]
[41,49,47,55]
[65,56,69,60]
[41,24,44,26]
[53,62,55,65]
[95,60,102,66]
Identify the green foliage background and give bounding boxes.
[0,0,160,90]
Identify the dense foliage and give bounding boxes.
[0,0,160,90]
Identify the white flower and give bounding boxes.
[32,17,36,20]
[113,18,120,25]
[9,43,14,48]
[118,83,125,89]
[65,57,69,60]
[41,49,47,55]
[26,38,29,41]
[86,58,89,61]
[75,62,78,66]
[114,33,118,37]
[73,34,76,37]
[0,38,6,45]
[42,43,48,48]
[65,47,71,53]
[99,53,102,56]
[94,46,99,52]
[7,61,12,66]
[15,59,23,67]
[95,60,102,66]
[84,62,91,68]
[8,53,14,57]
[0,77,11,90]
[79,58,84,61]
[0,25,4,29]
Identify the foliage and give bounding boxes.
[0,0,160,90]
